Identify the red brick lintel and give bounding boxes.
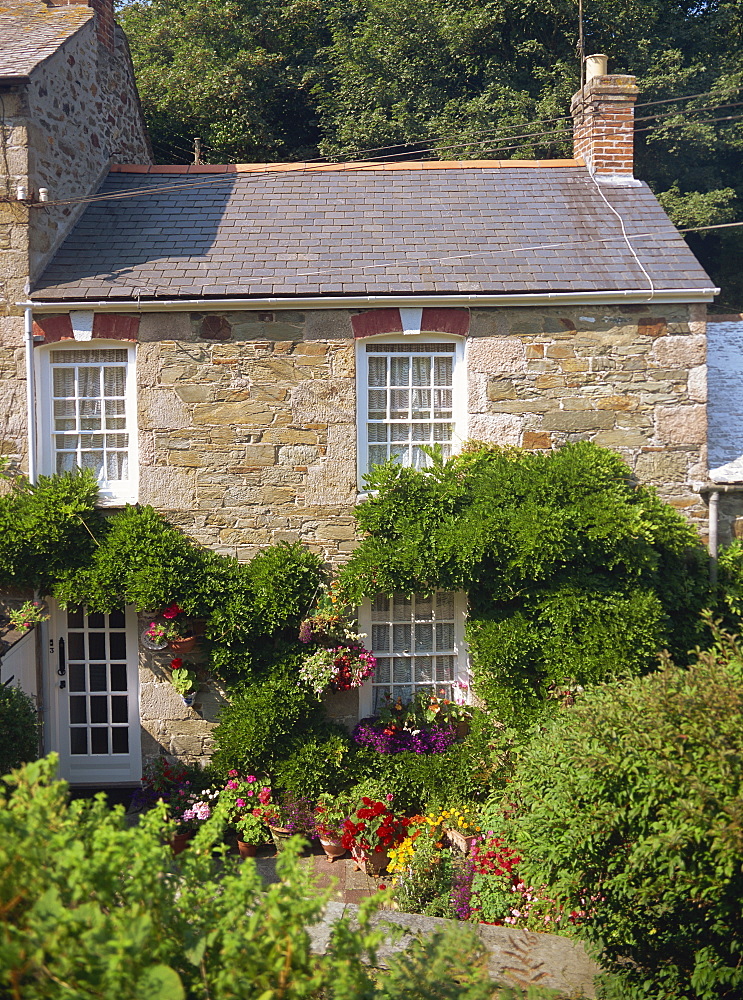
[33,314,140,344]
[352,308,470,339]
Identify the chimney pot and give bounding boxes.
[585,54,609,82]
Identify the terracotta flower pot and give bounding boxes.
[350,845,366,871]
[237,839,258,859]
[364,846,391,876]
[319,836,346,862]
[169,830,194,856]
[168,635,197,653]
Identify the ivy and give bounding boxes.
[340,442,711,718]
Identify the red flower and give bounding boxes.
[170,658,183,670]
[162,603,182,620]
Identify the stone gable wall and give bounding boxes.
[0,18,150,476]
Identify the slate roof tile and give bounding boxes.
[0,0,92,78]
[31,163,714,301]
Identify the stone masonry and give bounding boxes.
[114,300,708,763]
[0,8,150,473]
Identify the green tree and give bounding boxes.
[119,0,329,163]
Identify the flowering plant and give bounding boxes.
[220,771,267,843]
[313,791,356,840]
[171,786,220,833]
[352,718,457,755]
[299,642,376,695]
[378,688,471,731]
[8,600,49,631]
[341,796,410,855]
[259,791,315,834]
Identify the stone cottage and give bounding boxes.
[1,0,728,785]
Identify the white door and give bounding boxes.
[47,603,141,784]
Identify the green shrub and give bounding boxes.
[0,682,39,774]
[272,728,357,800]
[0,469,101,592]
[340,442,710,720]
[211,661,324,775]
[500,630,743,1000]
[0,756,494,1000]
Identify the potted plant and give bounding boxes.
[257,786,314,854]
[299,640,376,696]
[341,795,410,875]
[141,619,169,651]
[170,664,198,706]
[7,600,49,632]
[168,786,219,854]
[220,771,267,858]
[314,792,356,862]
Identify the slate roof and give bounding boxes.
[31,161,716,301]
[0,0,91,80]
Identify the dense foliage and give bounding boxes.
[499,630,743,1000]
[0,756,496,1000]
[0,469,100,594]
[119,0,743,306]
[339,442,709,719]
[0,682,39,774]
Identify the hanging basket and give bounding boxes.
[141,629,168,652]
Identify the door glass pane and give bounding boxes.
[70,729,88,755]
[88,633,106,660]
[89,663,107,691]
[67,608,84,628]
[109,610,125,629]
[111,729,129,754]
[88,612,105,629]
[69,663,86,692]
[111,696,128,723]
[90,696,108,724]
[110,663,127,691]
[90,728,108,754]
[109,632,126,660]
[68,632,85,660]
[69,697,87,724]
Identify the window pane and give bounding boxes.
[371,595,389,620]
[437,592,455,618]
[110,662,127,691]
[90,696,108,724]
[368,357,387,387]
[434,356,453,386]
[393,624,411,652]
[78,367,102,397]
[88,632,106,660]
[393,658,411,684]
[109,632,126,660]
[89,663,107,691]
[69,663,86,692]
[70,729,88,755]
[88,612,105,628]
[67,607,84,628]
[69,697,87,724]
[436,623,455,650]
[393,594,411,619]
[90,728,108,754]
[415,624,433,651]
[111,728,129,754]
[371,624,389,651]
[414,657,433,683]
[68,632,85,660]
[389,358,409,386]
[108,610,125,629]
[104,367,126,397]
[53,368,75,396]
[111,696,128,723]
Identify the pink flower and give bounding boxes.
[385,793,394,802]
[247,789,254,796]
[226,780,238,790]
[228,770,238,777]
[236,798,245,808]
[246,775,256,783]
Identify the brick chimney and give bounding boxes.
[46,0,115,53]
[571,54,639,178]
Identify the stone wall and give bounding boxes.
[0,17,150,475]
[134,301,709,569]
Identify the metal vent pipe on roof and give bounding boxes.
[585,54,609,81]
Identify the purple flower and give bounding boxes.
[351,719,457,755]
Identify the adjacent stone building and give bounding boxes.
[0,5,725,782]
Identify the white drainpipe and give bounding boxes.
[708,490,720,588]
[24,305,38,485]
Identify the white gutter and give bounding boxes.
[24,305,38,485]
[21,287,719,314]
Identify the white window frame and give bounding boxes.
[356,334,467,490]
[36,340,138,505]
[357,590,470,718]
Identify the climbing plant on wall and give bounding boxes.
[338,442,711,719]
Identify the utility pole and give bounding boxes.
[194,137,202,165]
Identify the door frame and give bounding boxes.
[43,602,142,785]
